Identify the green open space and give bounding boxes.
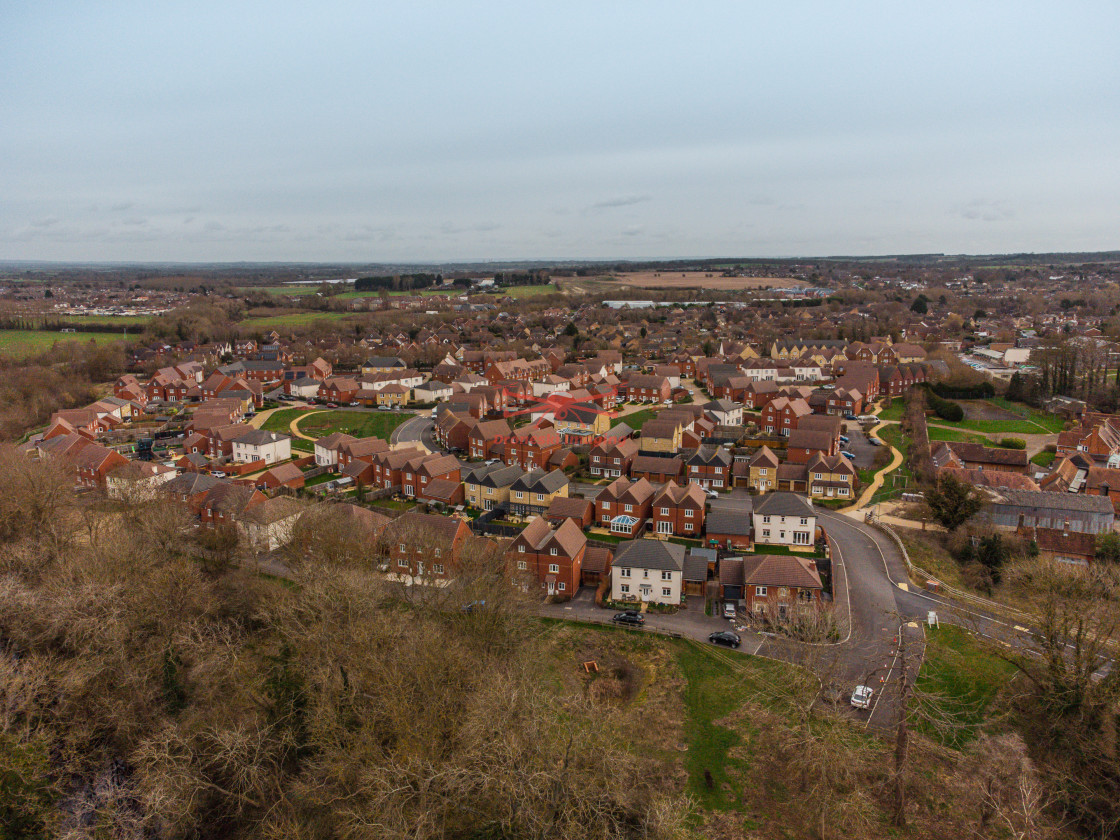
[0,330,106,359]
[479,284,560,300]
[985,397,1066,433]
[914,625,1018,749]
[264,408,410,441]
[926,425,993,444]
[240,310,358,330]
[1030,449,1057,468]
[621,408,659,431]
[876,400,906,422]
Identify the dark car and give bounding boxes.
[708,630,741,648]
[612,611,644,626]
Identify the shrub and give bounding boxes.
[998,437,1026,450]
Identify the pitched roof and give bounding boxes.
[612,539,686,571]
[754,492,815,518]
[706,508,753,535]
[741,554,822,589]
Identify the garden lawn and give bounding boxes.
[914,625,1017,749]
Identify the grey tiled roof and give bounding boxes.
[754,492,814,518]
[612,539,686,571]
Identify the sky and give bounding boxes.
[1,1,1117,263]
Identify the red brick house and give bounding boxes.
[686,445,733,490]
[620,374,671,403]
[596,476,655,536]
[505,426,561,471]
[786,428,839,464]
[650,481,706,536]
[468,418,512,460]
[70,443,129,488]
[589,437,639,478]
[255,461,306,491]
[381,512,471,582]
[629,454,683,484]
[508,516,587,598]
[719,554,822,618]
[760,397,813,436]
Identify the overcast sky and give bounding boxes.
[1,1,1117,262]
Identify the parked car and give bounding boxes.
[706,489,719,499]
[722,602,737,620]
[840,450,855,459]
[326,402,338,408]
[851,685,874,709]
[211,470,226,478]
[377,405,392,411]
[843,413,858,420]
[348,401,360,406]
[867,437,881,446]
[838,435,850,445]
[708,631,741,648]
[612,611,644,626]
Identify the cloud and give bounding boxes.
[109,201,134,212]
[954,200,1015,222]
[586,194,653,212]
[439,221,501,235]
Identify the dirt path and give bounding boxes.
[288,410,323,441]
[840,413,902,513]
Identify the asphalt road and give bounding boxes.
[391,415,437,450]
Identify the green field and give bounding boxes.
[620,408,660,431]
[58,314,153,326]
[0,329,105,358]
[876,401,906,422]
[263,408,409,441]
[984,398,1066,433]
[479,284,559,300]
[914,625,1017,748]
[926,425,993,444]
[1030,449,1057,467]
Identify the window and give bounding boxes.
[398,543,405,552]
[793,531,811,545]
[515,491,524,499]
[558,582,566,591]
[593,456,600,463]
[620,568,631,578]
[549,547,557,556]
[624,504,633,513]
[762,529,770,538]
[601,501,610,509]
[813,473,822,481]
[661,570,671,580]
[518,544,525,553]
[662,587,671,596]
[398,558,409,568]
[685,509,693,517]
[839,487,849,496]
[691,465,698,473]
[620,584,630,594]
[660,507,670,516]
[434,548,441,557]
[517,560,527,570]
[755,586,767,597]
[762,515,771,524]
[549,563,559,573]
[433,564,444,574]
[800,517,808,526]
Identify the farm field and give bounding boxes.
[596,271,799,291]
[0,329,104,358]
[479,284,559,300]
[240,310,358,330]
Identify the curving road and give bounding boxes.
[392,415,436,452]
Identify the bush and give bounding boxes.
[998,437,1026,450]
[927,390,964,422]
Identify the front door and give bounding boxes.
[547,581,554,595]
[639,584,652,601]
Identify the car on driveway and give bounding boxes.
[722,602,738,620]
[706,489,719,499]
[840,450,855,459]
[612,611,644,626]
[325,402,338,408]
[708,631,741,648]
[851,685,874,709]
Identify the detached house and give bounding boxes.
[610,540,686,606]
[761,397,813,436]
[508,516,587,598]
[686,445,733,490]
[748,446,780,494]
[589,437,639,478]
[505,426,561,471]
[382,512,471,583]
[596,476,655,537]
[231,429,291,465]
[753,492,817,548]
[806,452,856,501]
[720,554,823,619]
[650,481,706,536]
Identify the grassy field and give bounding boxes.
[0,329,104,358]
[479,284,559,300]
[1031,449,1057,467]
[620,407,660,431]
[926,425,993,444]
[914,625,1018,749]
[880,397,1062,436]
[876,401,906,422]
[58,314,153,326]
[986,397,1066,433]
[877,424,913,486]
[264,408,410,441]
[538,619,805,817]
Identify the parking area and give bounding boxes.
[842,423,880,470]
